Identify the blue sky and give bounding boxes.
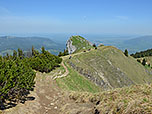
[0,0,152,35]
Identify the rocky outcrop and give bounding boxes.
[66,39,77,54]
[67,60,134,90]
[66,35,93,54]
[67,61,111,90]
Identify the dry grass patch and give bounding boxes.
[68,84,152,114]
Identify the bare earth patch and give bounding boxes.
[2,72,71,114]
[1,71,96,114]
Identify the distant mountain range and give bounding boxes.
[1,35,152,56]
[0,36,65,55]
[93,35,152,54]
[122,36,152,53]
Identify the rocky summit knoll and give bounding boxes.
[66,35,93,54]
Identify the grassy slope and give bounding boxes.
[105,46,151,84]
[70,36,93,53]
[137,56,152,65]
[136,57,152,75]
[67,46,152,89]
[56,60,101,93]
[147,56,152,64]
[68,83,152,114]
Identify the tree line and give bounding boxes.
[131,48,152,58]
[58,49,69,57]
[0,46,62,106]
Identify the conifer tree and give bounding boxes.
[41,46,45,54]
[6,53,10,60]
[32,46,35,56]
[13,50,17,60]
[124,49,128,57]
[18,48,23,59]
[137,59,141,63]
[58,52,62,57]
[93,43,97,49]
[142,59,146,66]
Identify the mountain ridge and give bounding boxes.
[0,36,65,55]
[56,36,152,91]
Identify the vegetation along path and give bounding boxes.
[2,72,72,114]
[1,50,99,114]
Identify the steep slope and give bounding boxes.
[56,60,101,92]
[66,46,152,90]
[66,35,93,54]
[0,36,64,55]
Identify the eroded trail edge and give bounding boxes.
[53,61,69,79]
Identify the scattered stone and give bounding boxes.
[54,106,57,109]
[50,103,54,106]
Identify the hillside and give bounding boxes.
[65,45,152,90]
[66,35,93,54]
[56,60,102,92]
[0,36,64,55]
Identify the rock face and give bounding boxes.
[66,35,93,54]
[66,39,77,54]
[67,61,134,90]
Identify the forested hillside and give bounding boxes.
[131,48,152,58]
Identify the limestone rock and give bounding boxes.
[66,38,77,54]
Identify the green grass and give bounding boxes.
[136,57,152,76]
[70,36,93,53]
[67,46,152,89]
[56,60,101,93]
[137,56,152,66]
